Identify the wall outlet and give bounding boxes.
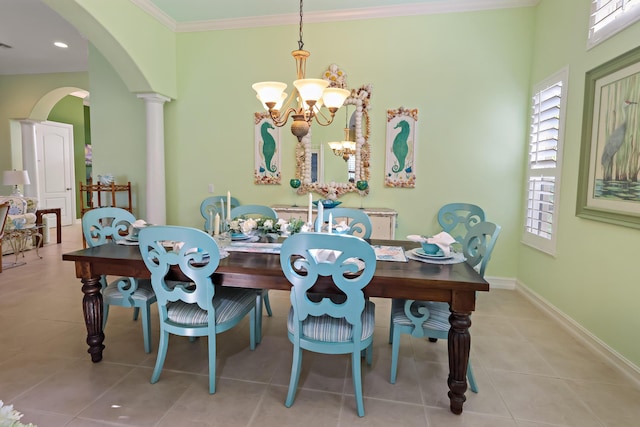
[208,183,215,193]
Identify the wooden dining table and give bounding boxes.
[62,238,489,415]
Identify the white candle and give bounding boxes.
[220,200,225,221]
[317,202,324,232]
[328,213,333,233]
[227,191,231,220]
[307,193,313,225]
[214,213,220,235]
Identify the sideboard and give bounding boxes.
[272,205,397,239]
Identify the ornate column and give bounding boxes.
[137,93,171,225]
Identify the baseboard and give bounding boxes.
[485,275,516,290]
[516,280,640,388]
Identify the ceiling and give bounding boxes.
[0,0,535,76]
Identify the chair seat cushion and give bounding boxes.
[391,299,450,331]
[167,286,255,326]
[103,278,155,301]
[287,300,375,342]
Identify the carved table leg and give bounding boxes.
[81,276,105,362]
[447,310,471,414]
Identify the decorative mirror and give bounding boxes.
[295,82,372,199]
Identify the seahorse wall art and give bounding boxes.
[385,107,418,188]
[254,113,281,185]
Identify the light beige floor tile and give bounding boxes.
[570,379,640,427]
[250,385,342,427]
[157,378,267,427]
[339,398,427,426]
[489,370,604,427]
[473,335,556,376]
[13,409,75,427]
[426,407,519,427]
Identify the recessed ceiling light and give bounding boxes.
[54,41,68,48]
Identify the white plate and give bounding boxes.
[411,248,454,260]
[125,235,138,242]
[231,234,251,241]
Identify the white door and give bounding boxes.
[34,121,75,226]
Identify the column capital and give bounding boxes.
[136,93,171,104]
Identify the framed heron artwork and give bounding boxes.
[254,112,282,185]
[385,107,418,188]
[577,45,640,229]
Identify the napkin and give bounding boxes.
[407,231,456,255]
[133,219,147,228]
[334,221,349,234]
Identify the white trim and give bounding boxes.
[516,280,640,389]
[131,0,539,32]
[486,276,516,290]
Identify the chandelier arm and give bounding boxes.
[269,107,299,128]
[311,109,338,127]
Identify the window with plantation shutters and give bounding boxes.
[588,0,640,49]
[523,68,568,255]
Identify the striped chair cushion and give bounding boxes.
[391,299,450,331]
[103,278,155,301]
[287,300,375,342]
[167,286,255,326]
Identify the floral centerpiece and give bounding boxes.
[228,216,309,237]
[0,400,37,427]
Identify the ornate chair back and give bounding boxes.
[82,207,136,247]
[462,220,501,278]
[200,195,241,229]
[314,207,373,238]
[437,203,485,243]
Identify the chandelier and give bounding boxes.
[252,0,350,141]
[328,108,356,161]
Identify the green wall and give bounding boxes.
[47,95,87,217]
[519,1,640,369]
[0,72,89,184]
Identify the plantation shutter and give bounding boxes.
[523,69,568,255]
[589,0,640,48]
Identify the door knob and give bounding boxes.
[66,188,71,190]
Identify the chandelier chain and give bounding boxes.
[298,0,304,50]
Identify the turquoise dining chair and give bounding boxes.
[280,233,377,417]
[313,207,373,238]
[230,204,277,340]
[138,225,256,394]
[389,220,501,391]
[200,195,241,230]
[81,207,156,353]
[437,203,485,243]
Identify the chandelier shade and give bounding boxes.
[251,0,350,141]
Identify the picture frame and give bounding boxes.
[577,45,640,229]
[385,107,418,188]
[254,112,281,185]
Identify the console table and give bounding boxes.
[272,205,397,239]
[35,207,62,244]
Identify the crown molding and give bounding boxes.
[131,0,539,32]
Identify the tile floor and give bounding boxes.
[1,224,639,426]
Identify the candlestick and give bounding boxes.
[208,210,214,234]
[227,191,231,220]
[317,202,324,232]
[307,193,312,225]
[214,213,220,235]
[328,213,333,233]
[220,200,225,222]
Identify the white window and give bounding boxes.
[522,68,568,255]
[588,0,640,49]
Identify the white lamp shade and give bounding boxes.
[252,81,287,105]
[257,92,287,110]
[322,88,350,109]
[293,79,329,104]
[3,170,30,186]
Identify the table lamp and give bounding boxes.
[3,169,30,197]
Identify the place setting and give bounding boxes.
[405,231,466,265]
